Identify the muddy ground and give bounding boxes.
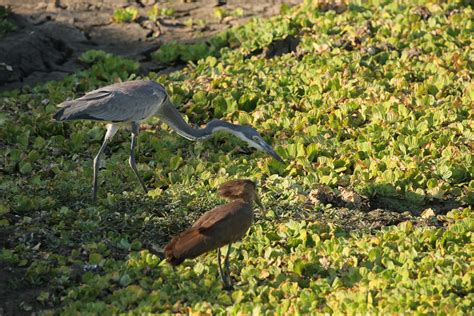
[0,0,301,91]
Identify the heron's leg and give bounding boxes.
[129,122,147,193]
[217,248,226,286]
[223,243,232,288]
[93,124,119,201]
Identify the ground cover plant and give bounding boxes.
[0,6,16,37]
[0,0,472,314]
[112,6,139,24]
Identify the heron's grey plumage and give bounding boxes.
[53,80,283,200]
[54,80,167,122]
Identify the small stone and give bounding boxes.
[139,0,157,6]
[405,47,422,58]
[56,12,75,24]
[259,270,270,279]
[339,187,363,207]
[307,185,335,205]
[46,2,59,12]
[319,256,331,269]
[367,46,380,55]
[35,2,48,10]
[0,63,13,71]
[413,6,431,20]
[421,208,436,219]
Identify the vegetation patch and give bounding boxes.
[0,5,16,37]
[112,6,139,23]
[0,0,472,314]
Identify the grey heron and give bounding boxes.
[53,80,283,200]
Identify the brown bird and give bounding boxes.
[165,179,262,288]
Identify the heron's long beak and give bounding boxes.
[258,139,284,163]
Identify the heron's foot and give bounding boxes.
[222,278,233,291]
[92,187,98,202]
[222,283,233,291]
[221,270,233,290]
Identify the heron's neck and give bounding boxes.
[156,97,242,141]
[186,119,243,141]
[205,119,243,139]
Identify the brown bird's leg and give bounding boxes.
[223,243,233,289]
[129,122,148,193]
[217,248,227,287]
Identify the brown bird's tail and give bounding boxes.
[164,228,205,266]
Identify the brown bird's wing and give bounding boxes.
[192,201,243,231]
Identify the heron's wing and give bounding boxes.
[54,80,165,122]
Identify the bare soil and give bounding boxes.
[0,0,302,91]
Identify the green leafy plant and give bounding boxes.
[147,4,176,22]
[151,33,232,64]
[214,7,244,22]
[112,6,139,23]
[0,5,16,36]
[0,0,472,314]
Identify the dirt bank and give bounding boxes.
[0,0,301,91]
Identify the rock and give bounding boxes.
[1,0,49,7]
[46,1,59,12]
[307,185,336,205]
[421,208,436,219]
[405,47,422,58]
[0,0,304,91]
[56,11,75,24]
[413,6,431,20]
[34,2,49,10]
[339,187,363,207]
[139,0,157,6]
[0,33,68,85]
[141,20,160,33]
[29,12,56,25]
[0,63,14,72]
[102,0,130,6]
[316,0,347,14]
[88,23,151,45]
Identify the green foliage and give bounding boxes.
[1,0,473,314]
[152,31,232,63]
[0,5,16,36]
[112,6,139,23]
[214,7,244,22]
[147,4,176,22]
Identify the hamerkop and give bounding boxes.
[165,179,262,288]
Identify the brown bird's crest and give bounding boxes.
[218,179,256,200]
